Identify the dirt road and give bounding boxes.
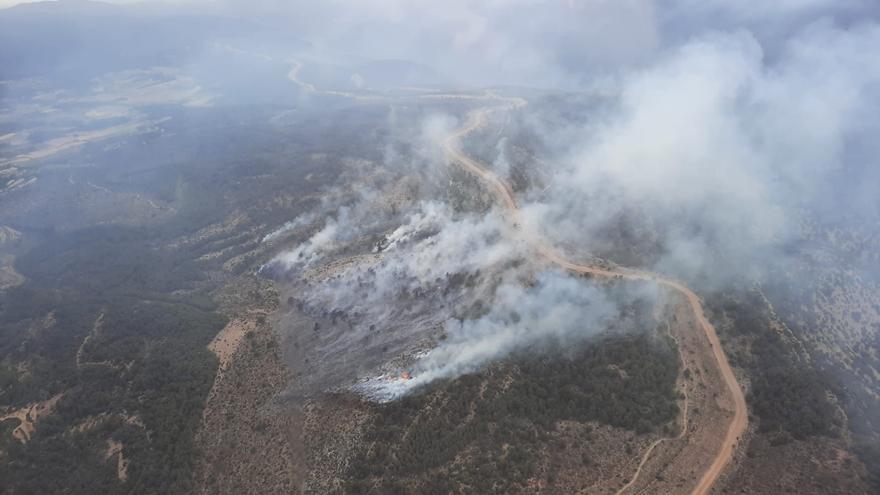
[283,62,747,494]
[444,102,748,495]
[613,322,691,495]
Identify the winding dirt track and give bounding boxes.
[444,101,748,495]
[613,320,691,494]
[285,61,747,494]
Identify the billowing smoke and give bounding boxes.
[268,200,537,395]
[263,15,880,400]
[262,212,317,243]
[514,20,880,286]
[164,0,880,89]
[269,196,663,400]
[278,201,524,321]
[270,208,351,269]
[356,270,636,401]
[141,0,880,400]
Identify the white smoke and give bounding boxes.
[253,2,880,400]
[356,270,661,401]
[270,199,537,396]
[271,214,342,269]
[519,21,880,284]
[283,201,524,324]
[409,271,617,383]
[261,212,318,243]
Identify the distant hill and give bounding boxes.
[0,0,309,81]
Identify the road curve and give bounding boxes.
[444,102,748,495]
[282,61,747,495]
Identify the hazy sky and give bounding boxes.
[6,0,877,87]
[0,0,39,7]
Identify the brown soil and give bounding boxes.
[195,315,302,494]
[0,393,64,443]
[611,300,745,494]
[0,254,25,290]
[75,311,117,369]
[207,318,256,371]
[213,65,749,494]
[445,102,748,495]
[724,434,872,494]
[70,412,145,435]
[104,439,129,482]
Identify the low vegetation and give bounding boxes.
[0,224,226,494]
[709,292,841,441]
[0,101,383,493]
[343,334,679,494]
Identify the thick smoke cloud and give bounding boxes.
[269,199,539,396]
[271,201,524,325]
[357,270,630,401]
[271,197,663,399]
[518,20,880,285]
[210,0,660,88]
[10,0,877,89]
[253,2,880,396]
[117,0,876,89]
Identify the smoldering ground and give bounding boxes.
[267,24,880,402]
[266,199,526,397]
[355,270,665,402]
[266,192,667,400]
[251,1,880,402]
